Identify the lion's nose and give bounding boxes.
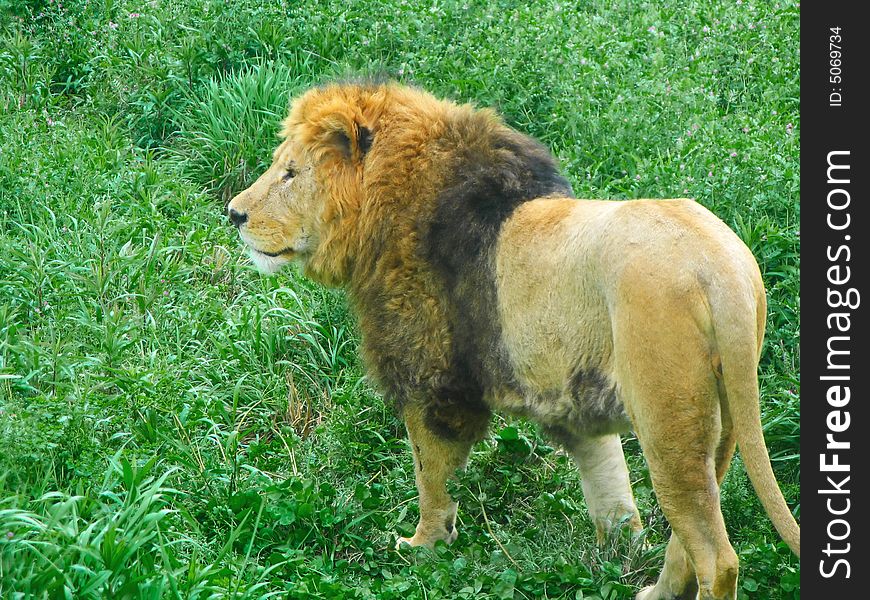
[228,208,248,228]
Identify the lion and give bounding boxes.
[227,80,800,600]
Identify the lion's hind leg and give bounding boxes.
[615,319,738,600]
[637,401,738,600]
[633,448,738,600]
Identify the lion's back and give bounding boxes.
[492,196,764,420]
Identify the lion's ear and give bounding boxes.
[327,119,373,163]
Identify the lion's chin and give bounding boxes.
[249,249,293,274]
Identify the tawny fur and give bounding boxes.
[227,81,799,600]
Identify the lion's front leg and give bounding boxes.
[396,404,478,549]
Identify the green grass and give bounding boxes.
[1,0,799,598]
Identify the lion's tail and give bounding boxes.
[714,281,801,558]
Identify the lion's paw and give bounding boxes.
[635,585,699,600]
[634,586,655,600]
[394,527,458,550]
[395,535,422,550]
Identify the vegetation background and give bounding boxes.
[0,0,799,598]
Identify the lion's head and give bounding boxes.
[227,81,550,289]
[227,83,386,285]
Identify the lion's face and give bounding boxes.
[227,85,380,284]
[227,140,323,274]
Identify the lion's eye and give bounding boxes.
[282,166,297,181]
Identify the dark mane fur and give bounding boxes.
[294,83,573,441]
[418,114,574,438]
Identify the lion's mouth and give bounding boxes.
[255,246,295,258]
[247,246,294,274]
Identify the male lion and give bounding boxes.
[227,81,799,600]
